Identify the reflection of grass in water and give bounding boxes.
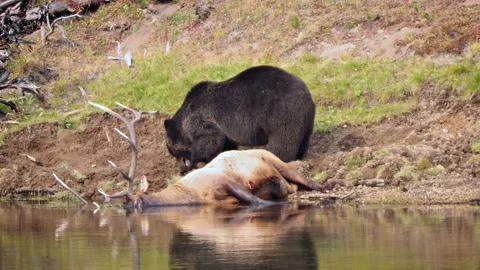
[49,190,81,202]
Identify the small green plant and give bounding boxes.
[122,4,130,12]
[409,69,426,85]
[63,119,77,130]
[52,78,69,96]
[18,96,37,115]
[345,157,367,169]
[467,70,480,94]
[313,171,327,182]
[375,165,386,178]
[356,97,366,114]
[426,165,446,176]
[414,3,420,12]
[366,12,381,21]
[299,53,319,64]
[466,43,480,59]
[170,12,189,26]
[0,103,14,115]
[214,29,225,40]
[471,139,480,153]
[290,15,300,29]
[446,64,469,76]
[416,157,432,170]
[394,165,419,182]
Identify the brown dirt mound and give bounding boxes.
[304,84,480,204]
[0,111,178,200]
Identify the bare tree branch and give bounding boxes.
[0,77,46,105]
[0,0,21,11]
[44,11,82,42]
[53,173,89,205]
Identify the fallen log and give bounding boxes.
[353,178,385,187]
[24,0,111,21]
[0,0,21,11]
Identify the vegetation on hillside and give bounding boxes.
[1,0,480,140]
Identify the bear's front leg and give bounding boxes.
[190,122,226,170]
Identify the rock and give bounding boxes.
[195,0,214,21]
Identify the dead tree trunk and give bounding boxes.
[0,0,114,116]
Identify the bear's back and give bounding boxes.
[177,65,310,113]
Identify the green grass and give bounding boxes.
[4,44,480,144]
[86,53,426,131]
[290,15,301,29]
[394,165,419,182]
[471,139,480,154]
[58,52,480,131]
[88,52,253,114]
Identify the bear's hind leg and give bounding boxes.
[266,133,300,162]
[296,128,313,160]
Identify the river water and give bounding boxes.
[1,202,479,269]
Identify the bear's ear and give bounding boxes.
[164,119,173,130]
[164,119,177,139]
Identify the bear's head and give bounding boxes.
[164,119,192,173]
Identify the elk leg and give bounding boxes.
[225,181,289,206]
[274,163,334,191]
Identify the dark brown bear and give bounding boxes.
[164,65,315,172]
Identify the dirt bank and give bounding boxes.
[1,0,480,205]
[1,84,479,204]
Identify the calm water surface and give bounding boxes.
[1,202,480,270]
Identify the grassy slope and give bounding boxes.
[1,0,480,140]
[87,50,480,131]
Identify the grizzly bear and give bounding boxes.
[164,65,315,172]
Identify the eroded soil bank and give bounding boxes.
[1,84,479,204]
